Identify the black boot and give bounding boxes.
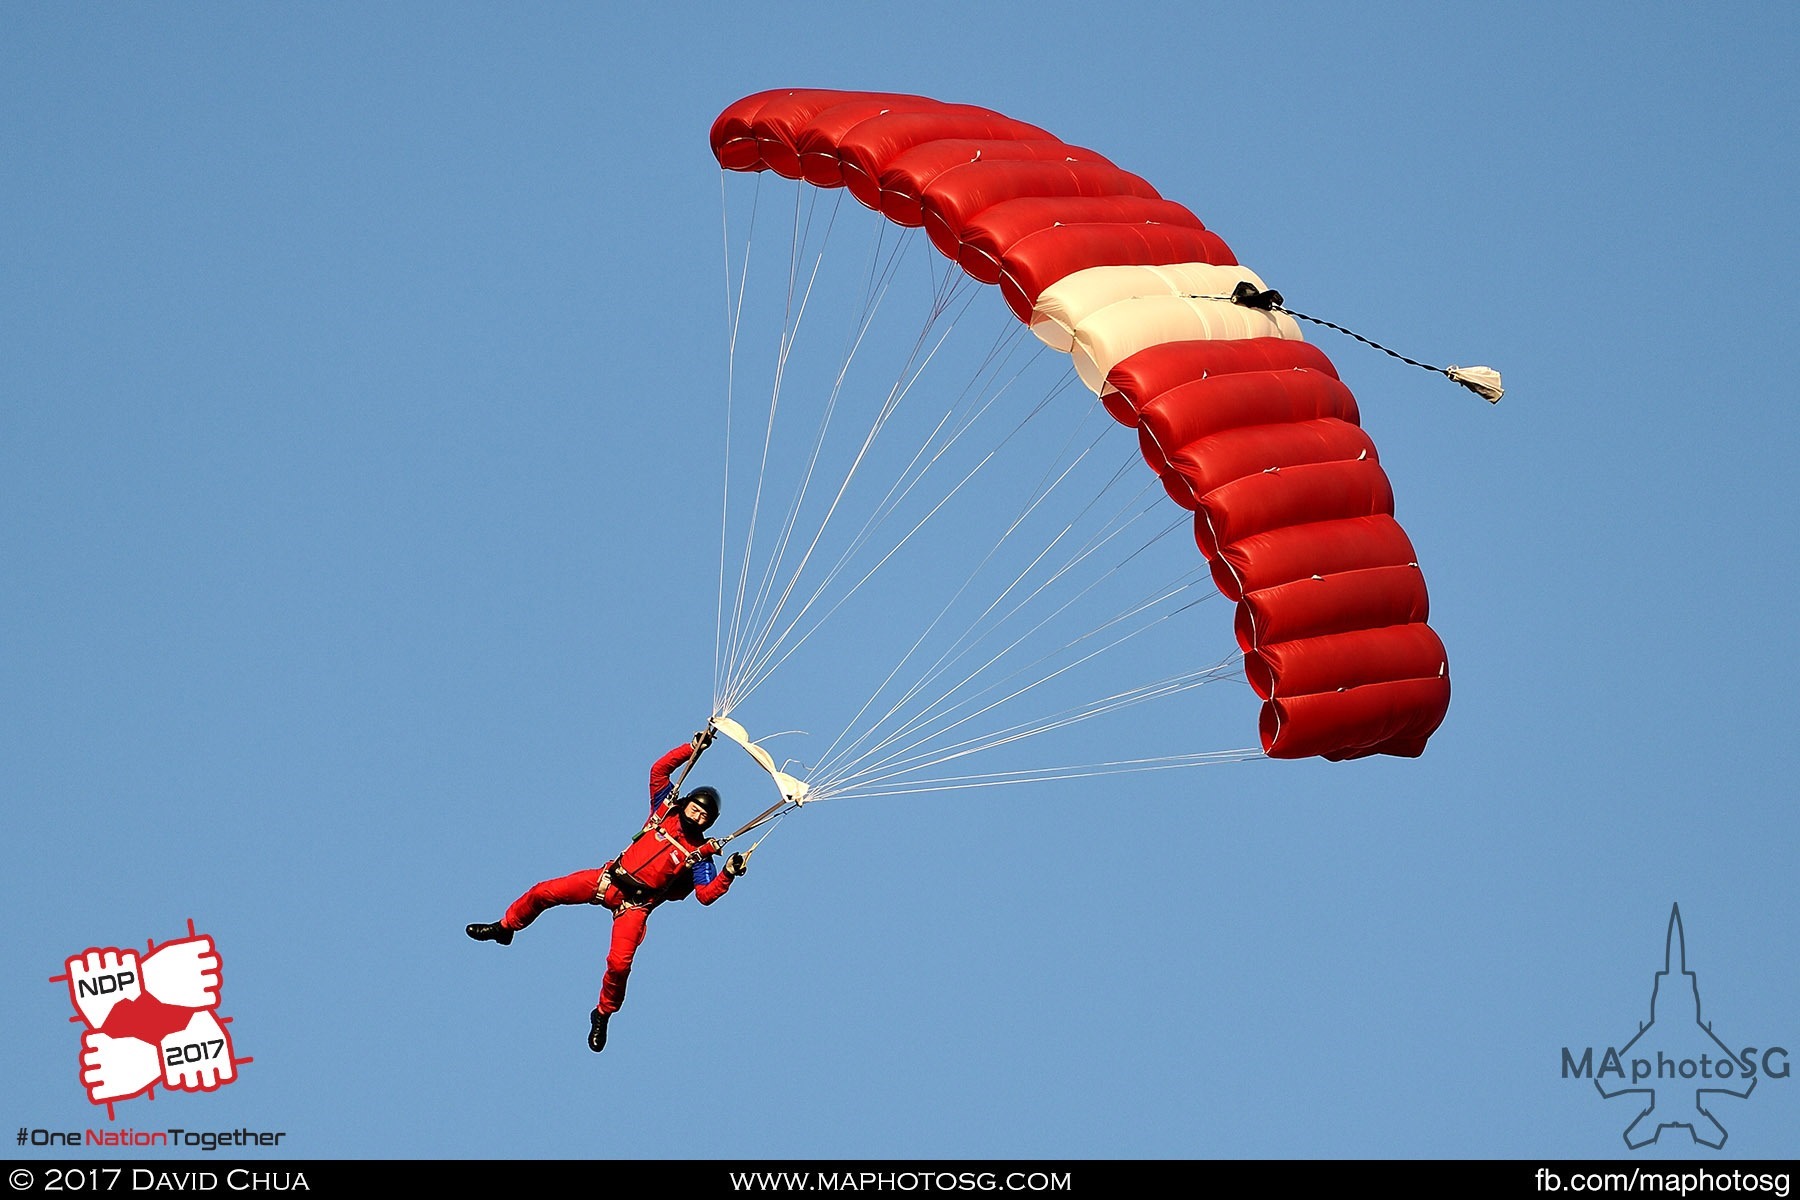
[588,1008,609,1053]
[466,921,513,945]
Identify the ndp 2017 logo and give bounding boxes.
[48,920,250,1117]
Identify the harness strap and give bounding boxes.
[594,866,661,915]
[605,821,712,905]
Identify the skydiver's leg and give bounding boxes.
[501,868,606,932]
[597,907,650,1015]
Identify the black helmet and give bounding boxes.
[681,785,721,832]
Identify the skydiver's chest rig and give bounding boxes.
[598,804,708,911]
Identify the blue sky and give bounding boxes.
[5,2,1798,1161]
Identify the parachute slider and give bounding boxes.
[709,716,811,805]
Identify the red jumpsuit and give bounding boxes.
[497,744,734,1014]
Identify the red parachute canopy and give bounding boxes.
[710,88,1450,762]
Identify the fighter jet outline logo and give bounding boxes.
[1595,904,1754,1149]
[47,919,252,1119]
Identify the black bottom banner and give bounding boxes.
[4,1160,1797,1195]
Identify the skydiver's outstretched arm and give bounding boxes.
[649,744,688,808]
[693,850,745,904]
[649,728,714,808]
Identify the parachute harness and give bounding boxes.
[597,745,730,912]
[1219,281,1504,403]
[595,804,680,914]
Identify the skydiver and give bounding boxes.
[465,728,748,1053]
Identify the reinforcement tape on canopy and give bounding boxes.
[711,716,812,804]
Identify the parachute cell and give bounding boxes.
[711,88,1451,761]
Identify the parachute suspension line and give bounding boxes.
[727,313,1047,698]
[799,358,1084,774]
[806,645,1251,804]
[741,225,946,613]
[716,196,986,717]
[812,618,1243,799]
[813,508,1212,797]
[836,448,1169,763]
[801,444,1207,777]
[808,435,1208,794]
[738,186,850,652]
[713,797,799,848]
[719,289,1031,715]
[807,746,1264,803]
[720,288,967,714]
[926,241,971,323]
[979,519,1214,683]
[817,425,1138,773]
[716,171,764,708]
[753,209,922,604]
[737,806,792,857]
[821,683,1250,801]
[804,399,1161,779]
[717,184,846,715]
[718,257,988,714]
[718,182,814,712]
[724,329,1060,712]
[720,200,908,715]
[1218,282,1505,403]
